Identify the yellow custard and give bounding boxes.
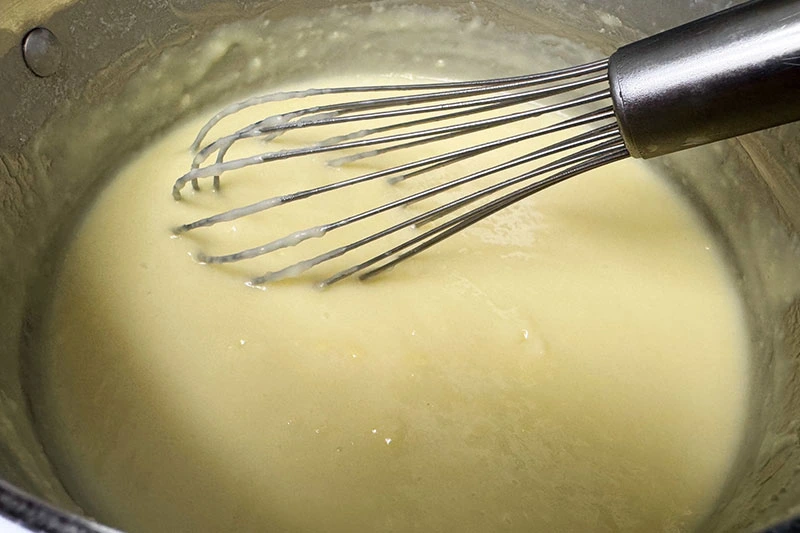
[32,73,749,533]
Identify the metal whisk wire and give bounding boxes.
[172,58,629,286]
[258,136,629,288]
[170,0,800,287]
[172,59,611,197]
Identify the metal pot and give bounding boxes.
[1,0,799,531]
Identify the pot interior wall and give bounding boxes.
[1,0,800,531]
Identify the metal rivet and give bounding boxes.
[22,27,63,78]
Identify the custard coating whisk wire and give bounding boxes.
[172,59,627,286]
[172,0,800,287]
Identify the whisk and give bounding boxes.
[172,0,800,288]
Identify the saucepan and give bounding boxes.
[1,0,799,531]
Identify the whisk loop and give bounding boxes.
[171,0,800,287]
[173,58,629,286]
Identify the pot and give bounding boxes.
[1,0,799,531]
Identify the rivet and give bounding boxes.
[22,27,63,78]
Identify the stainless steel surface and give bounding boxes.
[0,0,799,532]
[0,479,119,533]
[21,27,63,78]
[609,0,800,158]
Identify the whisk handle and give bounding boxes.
[608,0,800,159]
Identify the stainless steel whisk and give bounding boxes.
[172,0,800,288]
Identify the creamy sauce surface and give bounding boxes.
[30,10,749,533]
